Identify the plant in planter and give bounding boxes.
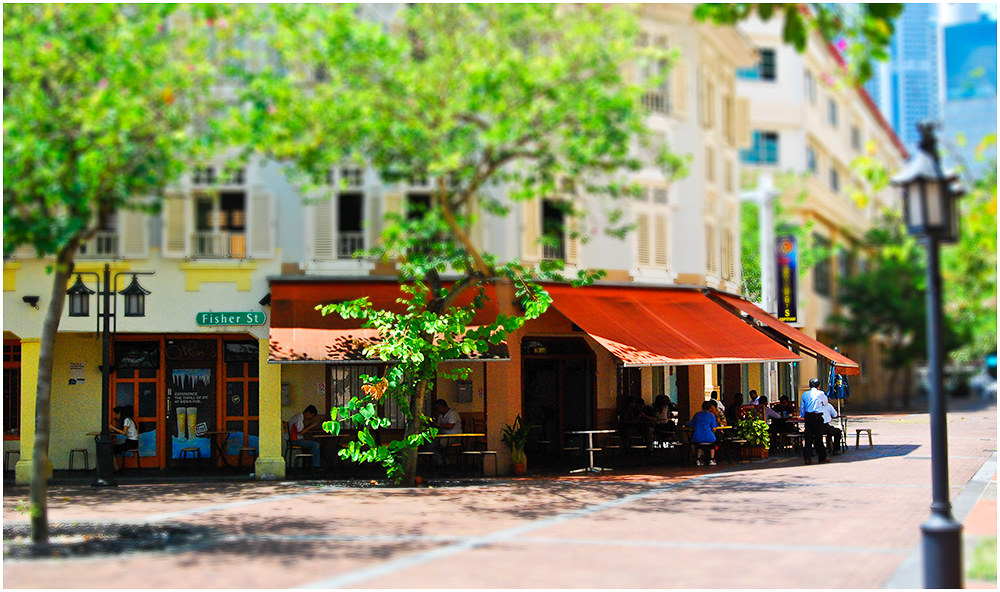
[501,415,531,474]
[736,417,770,459]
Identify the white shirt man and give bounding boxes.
[800,379,830,464]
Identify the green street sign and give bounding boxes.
[196,311,266,326]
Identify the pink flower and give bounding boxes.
[97,78,108,90]
[267,105,277,115]
[821,73,836,87]
[215,17,228,29]
[187,63,195,72]
[43,41,53,51]
[835,38,847,52]
[206,18,215,28]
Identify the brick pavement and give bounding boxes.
[3,401,995,589]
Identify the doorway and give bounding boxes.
[521,337,595,466]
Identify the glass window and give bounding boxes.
[739,131,779,165]
[828,98,838,126]
[806,147,817,175]
[737,48,776,81]
[813,234,831,297]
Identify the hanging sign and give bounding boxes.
[775,235,798,323]
[196,311,266,326]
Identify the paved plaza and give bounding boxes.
[3,401,996,589]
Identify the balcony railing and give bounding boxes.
[642,90,671,115]
[337,232,365,259]
[542,242,565,261]
[77,231,119,259]
[191,231,247,259]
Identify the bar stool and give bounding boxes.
[462,450,499,477]
[4,450,20,471]
[290,453,315,474]
[69,448,90,470]
[855,428,874,449]
[121,449,142,469]
[179,447,201,469]
[238,446,258,467]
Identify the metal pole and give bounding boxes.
[920,235,962,588]
[92,264,117,487]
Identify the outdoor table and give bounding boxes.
[566,429,616,473]
[312,433,349,471]
[435,433,486,454]
[201,431,234,467]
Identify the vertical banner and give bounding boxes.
[776,235,798,323]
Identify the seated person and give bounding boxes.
[725,393,744,426]
[747,389,760,405]
[688,401,719,466]
[652,395,677,441]
[773,395,796,417]
[710,391,725,413]
[822,400,842,454]
[109,405,139,471]
[288,405,322,469]
[709,399,727,427]
[429,398,463,466]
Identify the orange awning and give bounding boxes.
[268,279,508,363]
[543,284,802,367]
[711,293,861,375]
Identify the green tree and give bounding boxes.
[693,3,903,85]
[235,4,681,485]
[3,4,226,542]
[942,161,998,363]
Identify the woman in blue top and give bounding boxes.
[689,400,719,466]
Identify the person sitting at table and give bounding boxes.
[429,399,463,466]
[748,389,760,405]
[109,405,139,471]
[624,396,656,448]
[652,395,677,440]
[288,405,322,469]
[709,399,727,427]
[710,391,725,413]
[725,393,744,426]
[774,395,796,417]
[689,401,719,466]
[821,400,842,454]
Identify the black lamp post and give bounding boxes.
[67,264,153,487]
[890,122,964,589]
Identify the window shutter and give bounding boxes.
[364,191,380,255]
[565,218,580,267]
[654,213,669,268]
[698,66,709,128]
[521,200,541,262]
[162,192,189,258]
[636,211,651,267]
[705,223,717,277]
[309,196,336,260]
[120,207,149,259]
[736,98,751,148]
[672,60,688,119]
[248,186,276,259]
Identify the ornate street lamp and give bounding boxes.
[66,264,154,487]
[890,121,964,589]
[119,275,151,318]
[66,275,96,317]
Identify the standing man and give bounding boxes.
[800,378,830,465]
[288,405,322,469]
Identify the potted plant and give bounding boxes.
[736,417,770,460]
[501,415,531,475]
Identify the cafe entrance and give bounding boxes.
[521,337,595,467]
[111,335,259,470]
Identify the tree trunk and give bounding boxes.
[30,252,75,544]
[399,379,429,486]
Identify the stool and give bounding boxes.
[179,447,201,468]
[855,428,873,449]
[462,450,498,477]
[238,446,258,467]
[782,433,804,456]
[290,453,315,474]
[4,450,20,471]
[69,448,90,470]
[121,448,142,469]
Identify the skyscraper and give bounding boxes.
[942,13,997,179]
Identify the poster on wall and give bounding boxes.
[170,368,214,459]
[775,235,798,323]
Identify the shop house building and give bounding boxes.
[736,14,908,408]
[5,4,859,482]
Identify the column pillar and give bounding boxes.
[15,339,48,485]
[253,337,285,480]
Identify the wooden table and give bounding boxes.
[566,429,616,473]
[312,433,349,470]
[201,431,235,467]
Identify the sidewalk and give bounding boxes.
[4,402,996,589]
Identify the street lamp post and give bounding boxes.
[66,264,153,487]
[890,122,964,589]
